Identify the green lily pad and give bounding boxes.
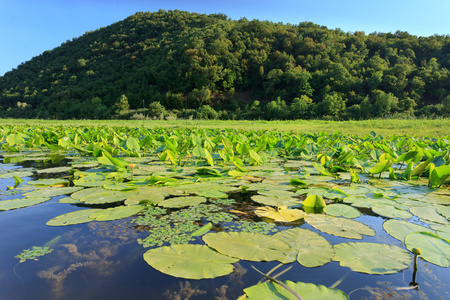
[436,225,450,240]
[410,206,450,225]
[333,242,411,274]
[78,189,138,204]
[124,186,166,206]
[143,244,238,279]
[305,214,375,239]
[302,194,326,208]
[46,209,102,226]
[383,219,434,242]
[103,182,138,191]
[89,206,143,221]
[437,205,450,220]
[158,196,207,208]
[0,171,34,179]
[254,206,306,222]
[251,195,301,207]
[274,228,334,267]
[27,179,69,186]
[405,232,450,267]
[242,281,348,300]
[203,232,289,261]
[36,166,72,174]
[323,204,361,218]
[0,197,51,211]
[23,186,83,198]
[372,204,413,219]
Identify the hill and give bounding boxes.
[1,10,450,120]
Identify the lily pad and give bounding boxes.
[405,232,450,267]
[372,204,413,219]
[242,281,348,300]
[436,225,450,240]
[333,242,411,274]
[410,206,450,225]
[251,195,301,207]
[158,196,207,208]
[79,189,138,204]
[36,166,72,174]
[323,204,361,218]
[27,179,69,186]
[383,219,434,242]
[203,232,289,261]
[0,197,51,211]
[23,186,83,198]
[46,209,102,226]
[305,214,375,239]
[302,194,326,208]
[143,244,238,279]
[89,206,143,221]
[0,171,34,179]
[254,206,306,222]
[274,228,334,267]
[124,186,166,206]
[437,205,450,220]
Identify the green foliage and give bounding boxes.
[2,10,450,120]
[15,246,54,263]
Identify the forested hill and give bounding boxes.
[1,10,450,120]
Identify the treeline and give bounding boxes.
[1,9,450,120]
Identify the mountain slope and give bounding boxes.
[1,9,450,119]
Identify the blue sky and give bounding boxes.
[1,0,449,76]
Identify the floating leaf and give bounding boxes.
[0,171,33,179]
[333,242,411,274]
[15,246,54,263]
[89,206,143,221]
[36,166,72,174]
[305,214,375,239]
[274,228,334,267]
[158,196,207,208]
[405,232,450,267]
[143,244,238,279]
[28,179,69,186]
[436,225,450,240]
[383,219,434,242]
[203,232,289,261]
[23,186,83,198]
[46,209,102,226]
[410,206,450,225]
[437,205,450,220]
[78,189,138,204]
[124,186,166,206]
[255,206,306,222]
[242,281,348,300]
[323,204,361,218]
[251,195,301,208]
[371,204,412,219]
[0,197,51,211]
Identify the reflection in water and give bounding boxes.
[37,221,138,299]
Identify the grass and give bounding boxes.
[1,118,449,137]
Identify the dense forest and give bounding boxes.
[1,10,450,120]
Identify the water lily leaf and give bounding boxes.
[36,166,72,174]
[333,242,411,274]
[103,182,138,191]
[23,187,83,198]
[302,194,326,208]
[0,197,51,211]
[410,206,450,225]
[124,186,166,205]
[305,214,375,239]
[436,225,450,240]
[383,219,434,242]
[274,228,334,267]
[405,232,450,267]
[28,179,69,186]
[70,187,105,200]
[254,206,306,222]
[158,196,207,208]
[371,204,412,219]
[437,205,450,220]
[203,232,289,261]
[0,171,34,179]
[312,162,333,176]
[143,244,238,279]
[323,204,361,218]
[78,189,138,204]
[89,206,143,221]
[197,189,229,199]
[242,281,348,300]
[46,209,102,226]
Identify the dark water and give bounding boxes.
[0,162,449,300]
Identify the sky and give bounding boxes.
[1,0,449,76]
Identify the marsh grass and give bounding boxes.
[1,118,449,137]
